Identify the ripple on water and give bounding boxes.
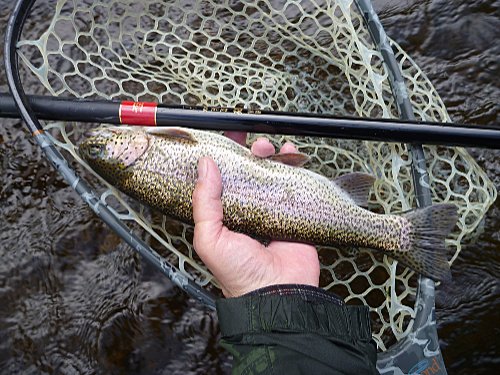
[436,205,500,373]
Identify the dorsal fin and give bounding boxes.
[267,152,310,167]
[146,128,197,143]
[333,172,375,208]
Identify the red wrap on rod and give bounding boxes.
[119,101,157,126]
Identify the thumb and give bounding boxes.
[192,157,224,257]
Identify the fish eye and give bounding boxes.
[88,144,104,158]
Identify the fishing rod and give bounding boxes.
[1,93,499,149]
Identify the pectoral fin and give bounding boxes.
[333,172,375,208]
[146,128,197,143]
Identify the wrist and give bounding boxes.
[216,285,372,342]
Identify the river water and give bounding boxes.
[0,0,498,374]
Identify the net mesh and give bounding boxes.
[17,0,497,350]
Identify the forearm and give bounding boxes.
[216,284,378,375]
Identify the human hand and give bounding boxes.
[192,133,320,298]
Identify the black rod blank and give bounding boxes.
[1,93,499,149]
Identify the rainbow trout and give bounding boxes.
[79,126,457,281]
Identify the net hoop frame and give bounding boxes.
[4,0,484,372]
[4,0,217,310]
[353,1,445,371]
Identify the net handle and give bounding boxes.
[4,0,216,310]
[355,0,448,373]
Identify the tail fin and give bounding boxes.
[400,204,458,282]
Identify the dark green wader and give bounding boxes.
[216,285,379,375]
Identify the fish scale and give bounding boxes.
[79,127,457,281]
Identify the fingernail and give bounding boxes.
[198,157,208,181]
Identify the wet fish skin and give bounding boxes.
[78,126,457,281]
[78,126,398,247]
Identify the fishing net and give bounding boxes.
[17,0,496,350]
